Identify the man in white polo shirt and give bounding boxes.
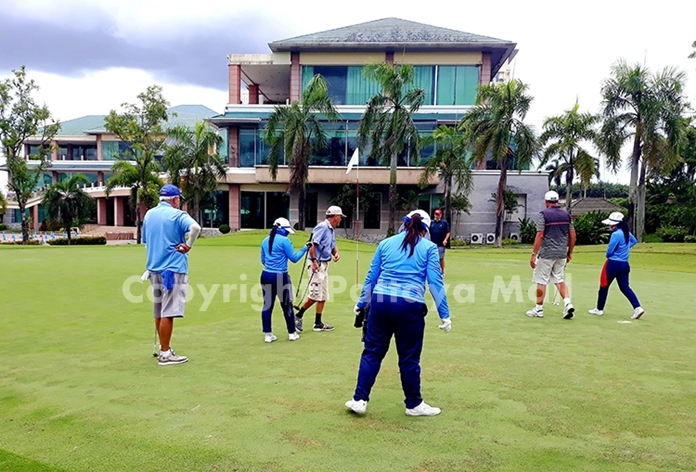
[294,205,344,332]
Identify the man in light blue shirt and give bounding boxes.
[294,205,344,332]
[142,184,201,366]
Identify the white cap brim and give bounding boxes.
[602,218,620,225]
[285,227,295,234]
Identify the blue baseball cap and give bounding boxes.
[159,184,182,197]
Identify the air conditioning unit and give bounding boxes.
[470,233,483,244]
[485,233,496,244]
[509,232,521,242]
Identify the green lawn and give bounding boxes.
[1,234,695,471]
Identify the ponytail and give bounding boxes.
[617,220,630,244]
[400,213,425,257]
[268,225,278,254]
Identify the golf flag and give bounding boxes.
[346,148,359,174]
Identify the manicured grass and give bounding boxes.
[1,234,695,471]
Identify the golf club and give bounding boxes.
[152,326,159,357]
[551,290,560,306]
[295,236,313,300]
[293,272,314,310]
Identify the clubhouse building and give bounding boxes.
[3,18,548,240]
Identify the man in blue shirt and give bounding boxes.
[142,184,201,366]
[294,205,344,332]
[429,209,451,275]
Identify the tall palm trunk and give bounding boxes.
[444,176,453,226]
[565,165,574,215]
[388,153,397,235]
[494,157,509,248]
[636,160,647,242]
[135,189,142,244]
[627,122,642,236]
[298,187,306,231]
[19,200,30,244]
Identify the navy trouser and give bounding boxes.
[597,259,640,310]
[353,295,427,409]
[260,271,296,334]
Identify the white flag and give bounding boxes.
[346,148,359,174]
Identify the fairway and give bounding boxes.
[1,234,696,471]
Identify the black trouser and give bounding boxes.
[260,271,295,333]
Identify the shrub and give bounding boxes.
[48,236,107,246]
[502,238,520,246]
[0,223,7,231]
[518,217,537,244]
[0,240,41,245]
[449,239,466,247]
[574,211,611,245]
[684,235,696,243]
[219,224,231,234]
[656,226,688,243]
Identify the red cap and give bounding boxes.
[434,209,443,215]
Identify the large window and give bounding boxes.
[102,141,134,160]
[240,191,290,229]
[302,66,380,106]
[436,66,479,105]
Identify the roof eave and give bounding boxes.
[269,41,516,53]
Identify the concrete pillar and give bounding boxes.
[248,84,259,104]
[229,184,240,231]
[480,52,491,86]
[228,64,241,105]
[97,198,107,225]
[228,127,239,167]
[97,171,104,186]
[386,52,394,64]
[290,52,300,103]
[51,140,58,161]
[31,205,40,231]
[114,198,124,226]
[96,135,103,160]
[52,171,59,184]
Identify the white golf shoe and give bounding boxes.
[264,333,277,343]
[526,307,544,318]
[588,308,604,316]
[345,399,367,414]
[288,332,300,341]
[563,302,575,320]
[406,401,441,417]
[631,307,645,319]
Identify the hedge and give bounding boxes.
[48,236,107,246]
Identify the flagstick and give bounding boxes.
[355,162,360,285]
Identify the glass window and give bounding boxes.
[102,141,134,160]
[57,146,68,160]
[346,66,381,105]
[312,66,347,105]
[305,193,318,228]
[265,192,290,229]
[436,66,479,105]
[239,129,256,167]
[407,66,435,105]
[241,191,264,229]
[363,193,381,229]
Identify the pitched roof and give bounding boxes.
[269,18,514,51]
[570,198,625,216]
[57,116,107,136]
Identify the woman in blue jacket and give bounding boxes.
[588,212,645,319]
[346,210,451,417]
[260,217,310,343]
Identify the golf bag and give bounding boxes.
[354,303,370,343]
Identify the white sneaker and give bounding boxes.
[405,401,441,417]
[631,307,645,319]
[264,333,277,343]
[288,332,300,341]
[345,399,367,414]
[158,350,188,366]
[563,302,575,320]
[526,308,544,318]
[588,308,604,316]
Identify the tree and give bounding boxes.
[544,158,564,186]
[163,121,227,222]
[538,102,599,214]
[0,189,7,220]
[598,60,688,241]
[460,79,537,247]
[0,66,60,243]
[418,125,473,225]
[263,75,338,229]
[689,41,696,59]
[358,63,424,235]
[41,174,95,245]
[104,86,169,243]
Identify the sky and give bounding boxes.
[1,0,694,186]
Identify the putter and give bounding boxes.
[551,290,560,306]
[295,236,313,300]
[152,327,159,358]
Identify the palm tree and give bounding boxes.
[263,75,339,229]
[418,125,473,225]
[0,190,7,220]
[598,60,687,240]
[358,63,424,235]
[163,121,227,222]
[42,174,95,245]
[538,102,599,215]
[105,160,163,236]
[544,158,564,186]
[460,80,537,247]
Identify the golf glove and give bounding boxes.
[305,241,313,248]
[438,317,452,333]
[353,304,365,328]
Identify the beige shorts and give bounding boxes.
[149,272,188,318]
[308,261,330,302]
[532,258,566,285]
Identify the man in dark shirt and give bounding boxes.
[429,209,451,275]
[527,191,577,320]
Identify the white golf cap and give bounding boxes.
[405,209,431,230]
[273,217,295,233]
[544,190,559,202]
[601,212,624,225]
[326,205,346,217]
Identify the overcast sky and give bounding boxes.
[1,0,694,184]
